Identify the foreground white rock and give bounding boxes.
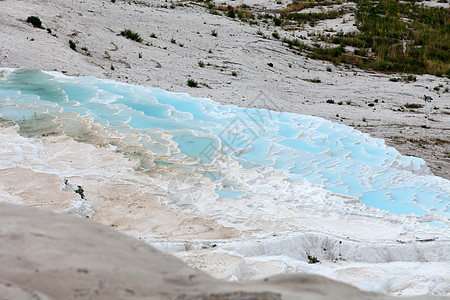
[0,201,446,300]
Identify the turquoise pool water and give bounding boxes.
[0,69,448,218]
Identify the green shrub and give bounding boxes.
[198,60,205,67]
[211,29,218,37]
[26,16,42,28]
[187,79,198,87]
[267,62,274,67]
[272,31,280,39]
[69,40,76,51]
[326,99,335,104]
[232,71,237,76]
[75,186,85,199]
[121,29,143,43]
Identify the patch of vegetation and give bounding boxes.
[286,9,344,24]
[322,1,449,76]
[187,79,198,87]
[307,254,320,264]
[272,31,280,39]
[404,103,423,109]
[26,16,42,28]
[75,185,85,199]
[150,33,157,38]
[232,71,238,76]
[211,29,218,37]
[171,38,176,44]
[326,99,335,104]
[405,74,417,82]
[273,17,282,26]
[267,62,274,67]
[198,60,205,67]
[121,29,142,43]
[69,40,76,51]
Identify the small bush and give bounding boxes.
[69,40,76,51]
[368,103,375,107]
[338,101,343,105]
[75,186,85,199]
[121,29,142,43]
[150,33,157,38]
[405,74,416,82]
[273,18,282,26]
[198,60,205,67]
[227,10,235,18]
[307,255,320,264]
[232,71,237,76]
[187,79,198,87]
[26,16,42,28]
[311,78,321,83]
[267,62,274,67]
[327,66,332,72]
[211,29,218,37]
[272,31,280,39]
[171,38,176,44]
[326,99,335,104]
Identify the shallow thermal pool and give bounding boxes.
[0,69,448,222]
